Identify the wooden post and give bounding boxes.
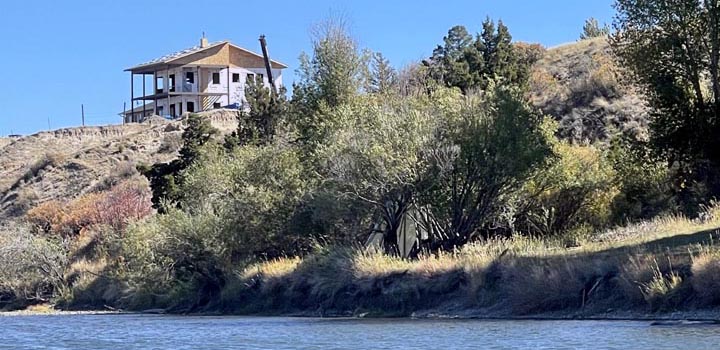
[123,102,126,124]
[81,104,85,126]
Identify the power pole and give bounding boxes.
[123,102,126,124]
[81,104,85,126]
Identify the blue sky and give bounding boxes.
[0,0,614,136]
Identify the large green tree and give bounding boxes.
[225,79,289,148]
[428,19,537,93]
[612,0,720,201]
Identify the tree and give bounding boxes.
[225,79,289,148]
[611,0,720,203]
[427,84,550,248]
[427,19,534,93]
[291,17,368,153]
[580,17,610,40]
[429,25,476,92]
[367,52,396,94]
[319,89,462,255]
[140,114,218,210]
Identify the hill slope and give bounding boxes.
[0,110,240,221]
[0,39,650,222]
[529,37,649,142]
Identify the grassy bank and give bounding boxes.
[216,210,720,318]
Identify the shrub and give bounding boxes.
[22,152,65,182]
[640,260,684,311]
[691,249,720,305]
[26,181,153,236]
[511,120,617,236]
[0,225,68,307]
[158,133,182,154]
[26,200,66,233]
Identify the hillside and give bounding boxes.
[529,37,649,142]
[0,39,648,222]
[0,110,240,221]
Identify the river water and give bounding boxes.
[1,315,719,349]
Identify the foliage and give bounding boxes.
[607,138,676,221]
[0,225,68,307]
[427,19,540,93]
[426,84,551,248]
[225,79,289,148]
[580,17,610,40]
[366,52,396,94]
[291,17,368,156]
[511,120,618,236]
[318,89,461,254]
[612,0,720,203]
[25,181,153,236]
[140,114,218,210]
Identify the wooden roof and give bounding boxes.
[126,41,288,73]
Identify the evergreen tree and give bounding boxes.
[225,79,288,148]
[429,25,474,92]
[580,17,610,40]
[140,114,218,210]
[367,52,396,93]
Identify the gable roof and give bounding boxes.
[126,40,288,72]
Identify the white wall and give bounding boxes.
[147,65,284,118]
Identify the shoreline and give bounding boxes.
[3,307,720,323]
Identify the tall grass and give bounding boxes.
[222,207,720,316]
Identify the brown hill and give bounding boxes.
[0,110,240,221]
[529,37,649,142]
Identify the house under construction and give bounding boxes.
[122,35,286,123]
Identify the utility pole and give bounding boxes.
[81,104,85,126]
[123,102,126,124]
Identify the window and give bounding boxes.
[186,72,195,84]
[246,73,255,82]
[187,101,195,113]
[258,73,264,82]
[232,73,240,83]
[157,106,164,115]
[212,72,220,85]
[169,74,176,92]
[156,76,164,94]
[213,102,222,109]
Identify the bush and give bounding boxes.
[26,181,153,236]
[21,152,65,183]
[0,225,68,308]
[511,120,617,236]
[158,133,182,154]
[691,249,720,305]
[608,140,676,222]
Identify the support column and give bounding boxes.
[130,72,134,122]
[166,65,171,118]
[142,73,146,120]
[226,65,230,107]
[197,66,201,111]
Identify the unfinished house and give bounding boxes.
[122,36,286,123]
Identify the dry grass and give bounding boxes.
[691,247,720,305]
[226,205,720,316]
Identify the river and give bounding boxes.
[1,315,719,349]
